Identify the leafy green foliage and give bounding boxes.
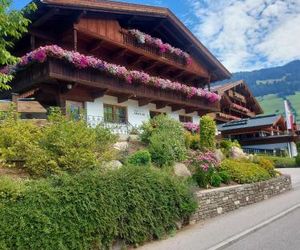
[218,170,231,184]
[256,157,276,177]
[127,150,151,167]
[256,155,299,168]
[0,109,117,176]
[141,115,187,167]
[0,167,197,249]
[296,155,300,167]
[220,159,271,184]
[184,131,200,150]
[199,115,216,150]
[0,0,36,89]
[219,139,241,157]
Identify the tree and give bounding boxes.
[0,0,36,90]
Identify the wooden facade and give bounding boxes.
[218,114,300,157]
[2,0,233,127]
[211,80,263,124]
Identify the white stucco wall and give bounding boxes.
[85,95,200,128]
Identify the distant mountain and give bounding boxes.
[220,60,300,122]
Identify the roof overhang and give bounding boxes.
[26,0,231,82]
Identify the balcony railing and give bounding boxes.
[122,30,187,66]
[86,115,140,135]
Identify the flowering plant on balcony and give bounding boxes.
[128,29,192,65]
[183,122,199,133]
[1,45,220,103]
[231,103,251,113]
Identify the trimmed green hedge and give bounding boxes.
[220,159,271,184]
[0,167,196,249]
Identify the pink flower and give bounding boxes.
[0,45,220,103]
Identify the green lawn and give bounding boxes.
[257,93,300,123]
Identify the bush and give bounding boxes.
[199,115,216,150]
[220,159,271,184]
[257,155,298,168]
[295,155,300,167]
[142,115,187,167]
[0,109,117,176]
[184,131,200,150]
[0,167,197,249]
[210,171,222,187]
[218,170,231,184]
[127,150,151,167]
[257,158,276,177]
[219,139,241,157]
[140,115,184,144]
[187,150,222,188]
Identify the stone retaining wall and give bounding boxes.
[190,175,292,223]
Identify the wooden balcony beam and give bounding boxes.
[32,8,60,28]
[155,101,168,110]
[118,94,133,103]
[90,89,108,99]
[185,107,198,114]
[87,39,105,53]
[138,98,152,107]
[171,105,183,112]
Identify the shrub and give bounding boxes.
[0,167,197,249]
[257,158,276,177]
[219,139,241,157]
[256,155,298,168]
[186,150,221,188]
[142,115,187,167]
[184,131,200,150]
[149,131,176,167]
[0,109,117,176]
[220,159,271,184]
[199,115,216,150]
[295,155,300,167]
[127,150,151,167]
[210,171,222,187]
[218,170,231,184]
[140,115,184,144]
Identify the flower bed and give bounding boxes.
[128,29,192,65]
[1,45,220,103]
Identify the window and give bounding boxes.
[66,100,84,120]
[104,104,127,124]
[179,115,192,123]
[150,111,165,119]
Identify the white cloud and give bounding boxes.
[188,0,300,72]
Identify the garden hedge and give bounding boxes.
[0,167,196,249]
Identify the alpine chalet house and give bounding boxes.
[218,114,300,157]
[0,0,231,133]
[210,80,263,124]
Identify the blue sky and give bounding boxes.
[12,0,300,72]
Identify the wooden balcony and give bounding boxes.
[3,58,220,114]
[73,18,210,85]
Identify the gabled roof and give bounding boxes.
[211,80,263,115]
[218,114,284,131]
[27,0,231,82]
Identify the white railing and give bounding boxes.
[86,115,139,135]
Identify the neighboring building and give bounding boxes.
[210,80,263,124]
[218,114,300,157]
[0,0,231,132]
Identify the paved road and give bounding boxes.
[225,208,300,250]
[138,168,300,250]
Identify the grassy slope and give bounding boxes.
[257,92,300,123]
